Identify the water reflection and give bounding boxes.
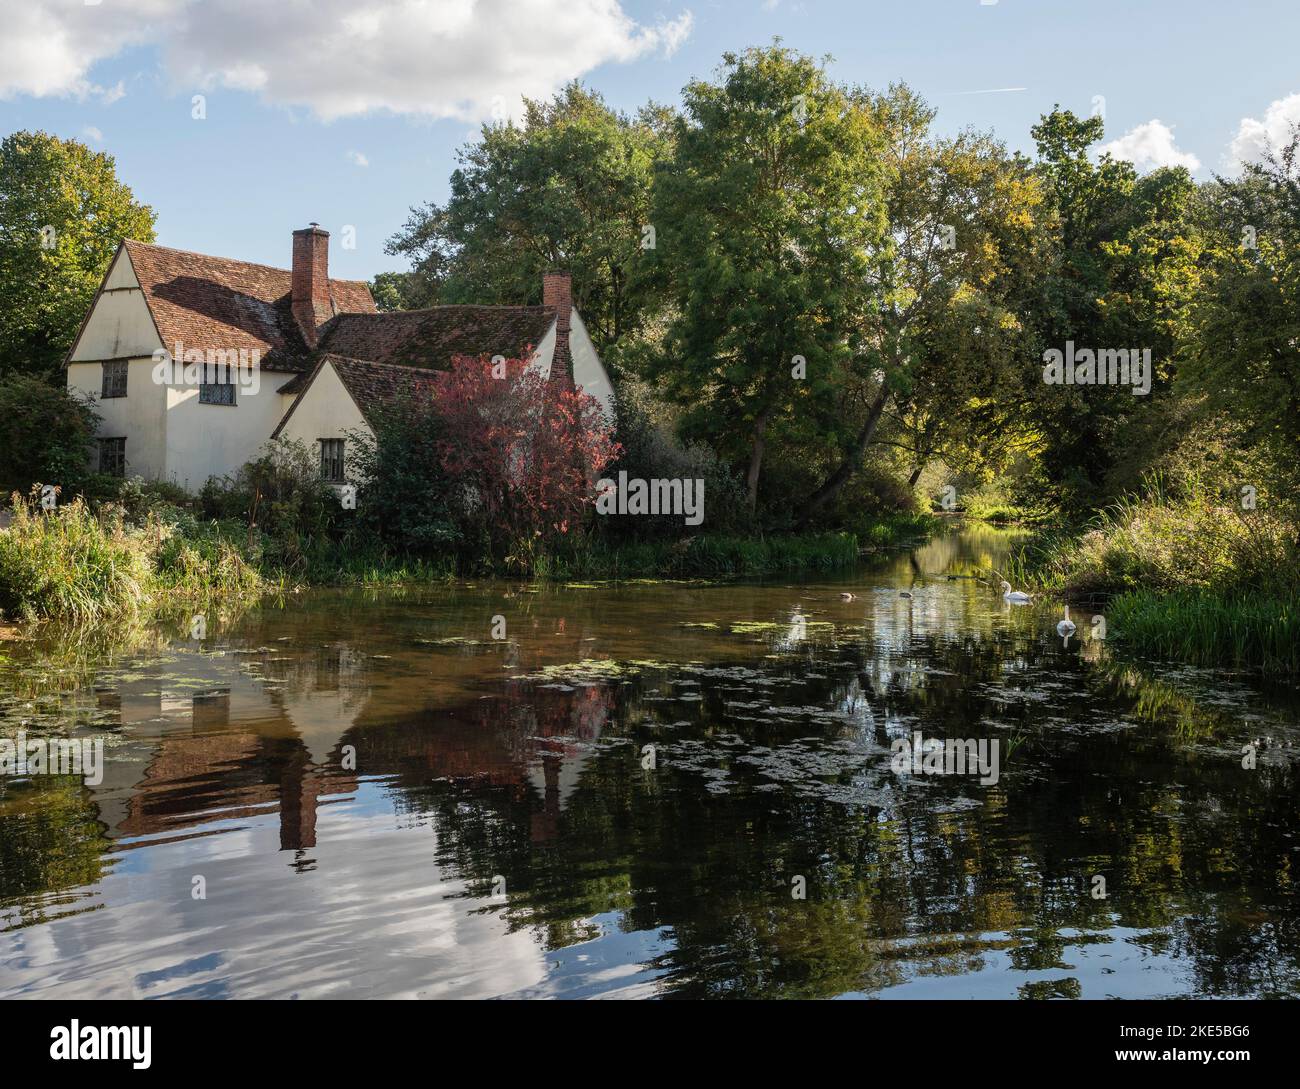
[1,526,1298,998]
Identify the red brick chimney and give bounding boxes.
[292,224,333,346]
[543,269,574,391]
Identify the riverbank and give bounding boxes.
[265,521,926,585]
[0,495,937,623]
[1005,490,1300,673]
[0,497,265,623]
[1107,588,1300,674]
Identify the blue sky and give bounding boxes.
[2,0,1297,283]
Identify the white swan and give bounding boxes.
[1056,606,1076,637]
[1000,580,1032,604]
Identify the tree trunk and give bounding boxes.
[745,406,773,513]
[797,386,891,524]
[907,464,924,489]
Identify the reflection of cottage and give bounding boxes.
[65,226,615,489]
[94,647,363,853]
[87,642,613,854]
[345,683,612,842]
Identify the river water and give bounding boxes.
[2,525,1297,999]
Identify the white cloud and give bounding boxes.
[1099,120,1201,173]
[0,1,170,100]
[1227,92,1300,169]
[0,0,694,121]
[82,126,104,143]
[346,150,370,167]
[99,80,127,106]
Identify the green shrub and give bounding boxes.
[1010,486,1298,598]
[0,489,264,623]
[551,532,859,579]
[346,405,457,556]
[199,438,342,572]
[0,375,99,495]
[599,383,753,542]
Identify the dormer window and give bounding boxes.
[101,360,127,398]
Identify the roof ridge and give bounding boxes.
[335,303,553,319]
[322,353,441,377]
[123,239,371,287]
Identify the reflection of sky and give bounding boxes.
[837,928,1191,1000]
[2,784,554,999]
[495,913,673,1000]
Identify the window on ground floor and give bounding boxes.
[319,438,345,483]
[199,363,236,405]
[101,360,128,398]
[98,437,126,477]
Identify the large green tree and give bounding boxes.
[1182,132,1300,512]
[644,44,890,514]
[0,373,99,494]
[798,85,1047,521]
[0,131,155,380]
[1022,109,1202,511]
[386,83,671,350]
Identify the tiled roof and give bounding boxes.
[317,305,555,370]
[272,354,439,438]
[331,356,439,419]
[121,241,376,372]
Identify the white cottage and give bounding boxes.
[64,226,615,490]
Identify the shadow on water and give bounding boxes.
[1,524,1298,998]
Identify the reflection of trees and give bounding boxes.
[370,622,1300,998]
[0,777,110,923]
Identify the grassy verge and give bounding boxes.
[1004,487,1300,672]
[1,470,935,622]
[0,496,264,624]
[295,549,457,586]
[851,512,942,548]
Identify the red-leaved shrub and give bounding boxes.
[432,354,620,568]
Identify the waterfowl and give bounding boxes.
[900,591,913,599]
[1000,581,1032,603]
[840,592,856,601]
[1056,606,1077,637]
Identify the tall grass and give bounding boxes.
[1008,489,1295,598]
[0,494,265,624]
[297,546,457,585]
[154,524,265,601]
[852,512,942,548]
[1108,588,1300,674]
[1003,481,1300,672]
[0,498,153,622]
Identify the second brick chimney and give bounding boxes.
[292,224,333,346]
[543,269,574,391]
